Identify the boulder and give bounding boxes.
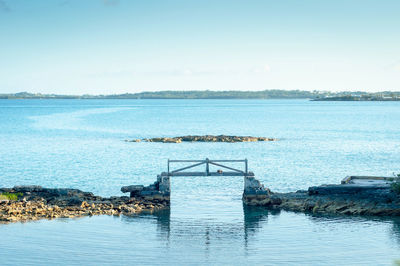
[121,185,144,193]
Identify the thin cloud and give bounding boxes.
[85,69,134,78]
[85,67,270,79]
[166,68,216,76]
[0,0,11,12]
[252,64,271,74]
[138,68,216,77]
[394,61,400,72]
[384,60,400,71]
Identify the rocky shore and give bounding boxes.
[243,182,400,216]
[126,135,278,143]
[0,186,169,223]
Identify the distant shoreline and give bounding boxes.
[1,90,400,100]
[313,96,400,101]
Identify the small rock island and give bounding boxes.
[126,135,278,143]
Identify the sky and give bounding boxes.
[0,0,399,94]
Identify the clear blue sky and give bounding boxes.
[0,0,399,94]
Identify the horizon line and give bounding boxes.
[2,89,400,97]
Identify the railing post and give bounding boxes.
[168,159,170,176]
[245,159,248,175]
[206,158,209,176]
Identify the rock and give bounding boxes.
[132,135,278,143]
[0,185,170,223]
[308,184,390,196]
[243,176,400,216]
[244,187,400,216]
[162,138,182,143]
[121,175,170,201]
[67,197,83,206]
[121,185,144,193]
[12,185,43,192]
[125,139,141,142]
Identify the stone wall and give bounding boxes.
[242,174,271,205]
[121,173,170,202]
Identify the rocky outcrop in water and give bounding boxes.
[121,174,170,200]
[0,186,169,223]
[243,182,400,216]
[126,135,278,143]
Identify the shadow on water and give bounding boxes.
[153,208,171,239]
[242,204,275,247]
[243,205,400,248]
[121,208,171,238]
[279,209,400,246]
[390,217,400,245]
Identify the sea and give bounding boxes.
[0,99,400,265]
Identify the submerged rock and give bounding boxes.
[125,139,141,142]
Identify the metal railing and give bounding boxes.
[167,158,250,176]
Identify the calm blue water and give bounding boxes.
[0,99,400,265]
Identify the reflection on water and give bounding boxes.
[123,205,400,257]
[121,208,171,240]
[1,206,400,264]
[243,205,271,247]
[386,217,400,245]
[155,209,171,239]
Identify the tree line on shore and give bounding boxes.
[1,90,400,100]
